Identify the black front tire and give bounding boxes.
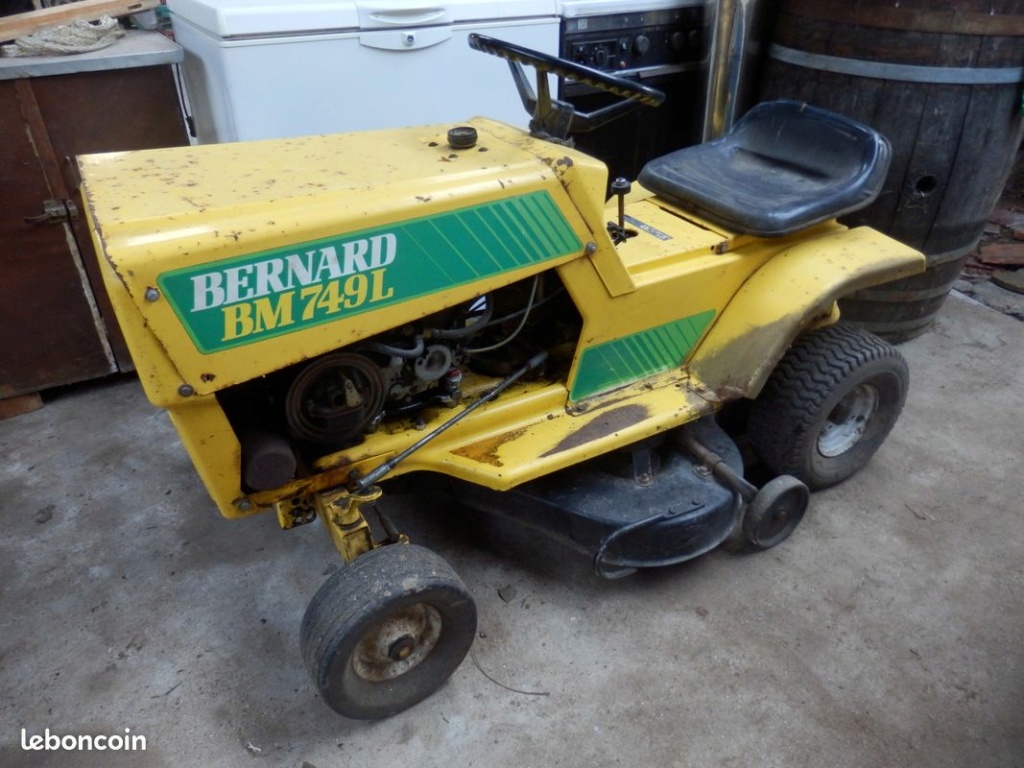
[747,324,909,490]
[301,544,477,720]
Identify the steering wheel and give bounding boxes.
[468,33,665,142]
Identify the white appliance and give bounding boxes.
[168,0,560,143]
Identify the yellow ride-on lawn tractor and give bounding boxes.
[78,35,925,719]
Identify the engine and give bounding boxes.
[218,272,580,491]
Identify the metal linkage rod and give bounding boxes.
[353,351,548,491]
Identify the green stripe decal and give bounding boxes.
[157,190,581,353]
[570,310,717,401]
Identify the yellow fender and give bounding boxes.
[688,225,925,400]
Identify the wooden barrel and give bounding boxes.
[759,0,1024,341]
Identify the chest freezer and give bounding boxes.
[168,0,561,143]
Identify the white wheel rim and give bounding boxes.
[817,384,879,458]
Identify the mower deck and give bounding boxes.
[448,416,742,577]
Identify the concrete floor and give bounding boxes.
[1,293,1022,768]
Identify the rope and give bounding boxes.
[2,16,124,57]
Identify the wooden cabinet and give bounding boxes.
[0,31,189,400]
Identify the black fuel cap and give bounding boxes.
[447,126,478,149]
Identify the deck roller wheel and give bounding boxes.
[742,475,810,550]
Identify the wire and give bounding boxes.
[465,276,540,354]
[171,63,196,139]
[469,649,550,697]
[428,297,495,340]
[476,283,566,329]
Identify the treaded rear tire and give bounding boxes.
[747,323,909,490]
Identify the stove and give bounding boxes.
[558,0,705,183]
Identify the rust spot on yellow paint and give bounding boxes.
[451,427,528,467]
[542,404,649,456]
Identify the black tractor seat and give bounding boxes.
[637,100,891,238]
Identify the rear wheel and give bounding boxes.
[301,544,477,719]
[747,324,909,490]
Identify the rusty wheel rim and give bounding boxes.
[351,604,443,682]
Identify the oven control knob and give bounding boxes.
[633,34,651,57]
[594,47,610,68]
[671,31,685,51]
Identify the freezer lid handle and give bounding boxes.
[356,3,452,29]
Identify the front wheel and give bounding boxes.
[747,324,909,490]
[301,544,477,719]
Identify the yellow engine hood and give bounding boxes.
[78,118,605,397]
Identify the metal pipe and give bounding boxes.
[361,336,425,359]
[676,430,758,501]
[701,0,772,141]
